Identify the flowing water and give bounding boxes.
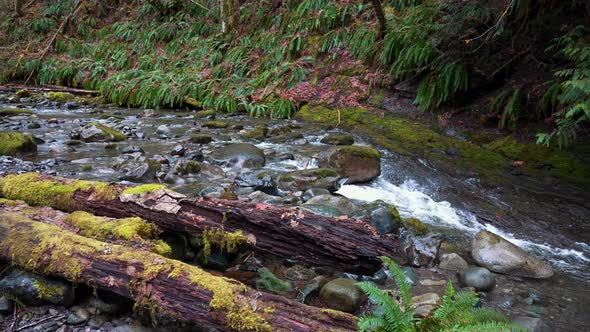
[1,96,589,329]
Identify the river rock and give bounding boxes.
[235,171,277,195]
[302,188,331,202]
[277,168,341,192]
[471,231,554,279]
[403,233,441,267]
[0,296,12,314]
[120,145,144,154]
[320,133,354,145]
[439,253,468,271]
[189,134,213,144]
[361,200,401,235]
[81,123,126,142]
[118,161,158,182]
[412,293,440,317]
[248,191,282,204]
[512,316,551,332]
[302,194,357,217]
[318,145,381,183]
[0,270,74,306]
[67,307,90,325]
[459,267,495,291]
[210,143,265,168]
[244,125,269,140]
[297,276,328,304]
[319,278,365,313]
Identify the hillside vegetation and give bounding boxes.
[0,0,588,146]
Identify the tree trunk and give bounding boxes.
[0,173,405,274]
[0,212,357,331]
[370,0,387,39]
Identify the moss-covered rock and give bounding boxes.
[203,120,228,129]
[81,122,126,142]
[189,134,213,144]
[184,97,202,108]
[194,109,216,118]
[318,145,381,183]
[244,125,269,140]
[0,107,34,117]
[176,160,202,175]
[0,269,74,306]
[0,132,37,156]
[319,278,365,313]
[320,133,354,145]
[47,91,75,102]
[403,217,428,236]
[15,89,31,99]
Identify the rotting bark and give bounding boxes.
[0,173,405,274]
[0,212,357,331]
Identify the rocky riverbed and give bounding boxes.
[0,91,588,331]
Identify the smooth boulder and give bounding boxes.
[320,133,354,145]
[472,231,554,279]
[210,143,265,168]
[81,123,126,142]
[318,145,381,183]
[0,270,74,306]
[319,278,365,313]
[459,267,495,291]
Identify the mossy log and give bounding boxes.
[0,84,99,95]
[0,212,357,331]
[0,173,405,274]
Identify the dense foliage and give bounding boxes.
[357,257,522,332]
[0,0,588,143]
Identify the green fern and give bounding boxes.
[357,257,522,332]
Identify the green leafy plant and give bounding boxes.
[537,26,590,148]
[357,257,522,332]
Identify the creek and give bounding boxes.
[1,94,589,330]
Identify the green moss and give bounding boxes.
[65,211,157,241]
[244,125,268,140]
[47,91,75,102]
[485,136,590,184]
[320,133,354,145]
[33,280,62,301]
[146,159,162,172]
[184,97,202,108]
[15,89,31,99]
[387,204,402,228]
[98,113,124,120]
[338,145,381,160]
[189,134,213,144]
[176,160,201,175]
[0,173,118,211]
[85,122,126,142]
[0,107,34,117]
[0,132,37,156]
[194,109,216,118]
[121,184,165,195]
[82,165,93,172]
[294,105,530,186]
[202,120,229,128]
[257,268,292,294]
[201,227,247,260]
[0,198,23,206]
[1,212,272,331]
[403,217,428,236]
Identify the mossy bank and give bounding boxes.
[296,105,590,188]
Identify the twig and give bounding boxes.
[24,2,83,85]
[9,304,18,332]
[189,0,210,11]
[15,314,66,332]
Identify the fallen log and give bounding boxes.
[0,211,357,331]
[0,173,405,274]
[0,84,99,95]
